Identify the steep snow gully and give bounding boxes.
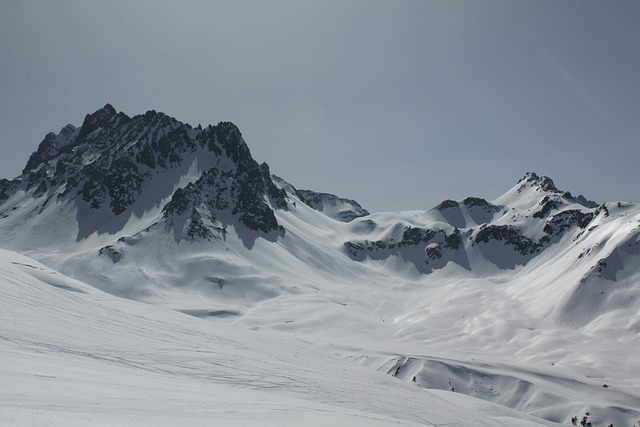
[1,105,639,426]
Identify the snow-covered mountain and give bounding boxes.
[1,105,639,426]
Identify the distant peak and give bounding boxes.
[144,109,157,119]
[100,103,116,115]
[512,172,598,208]
[88,104,118,121]
[77,104,118,140]
[517,172,558,193]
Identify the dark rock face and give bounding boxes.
[185,207,214,241]
[0,179,13,205]
[438,200,459,210]
[261,163,289,210]
[398,227,437,247]
[23,132,58,174]
[344,225,463,271]
[543,210,595,236]
[444,228,462,250]
[75,103,118,142]
[473,225,542,256]
[229,156,286,232]
[98,245,122,263]
[533,196,560,219]
[163,187,191,217]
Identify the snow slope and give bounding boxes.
[0,249,553,426]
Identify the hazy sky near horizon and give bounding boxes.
[1,1,638,213]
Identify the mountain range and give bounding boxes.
[1,105,639,426]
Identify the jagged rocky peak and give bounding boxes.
[517,171,559,193]
[5,104,293,240]
[76,103,118,141]
[514,172,597,208]
[23,124,79,174]
[23,104,121,175]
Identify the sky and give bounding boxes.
[1,0,639,213]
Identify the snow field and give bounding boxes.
[2,249,558,426]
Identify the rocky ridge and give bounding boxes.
[1,105,300,241]
[344,172,604,273]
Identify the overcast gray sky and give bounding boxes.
[1,1,638,213]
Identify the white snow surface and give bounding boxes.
[1,171,639,426]
[1,249,551,426]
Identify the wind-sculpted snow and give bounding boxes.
[357,355,640,426]
[1,106,639,425]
